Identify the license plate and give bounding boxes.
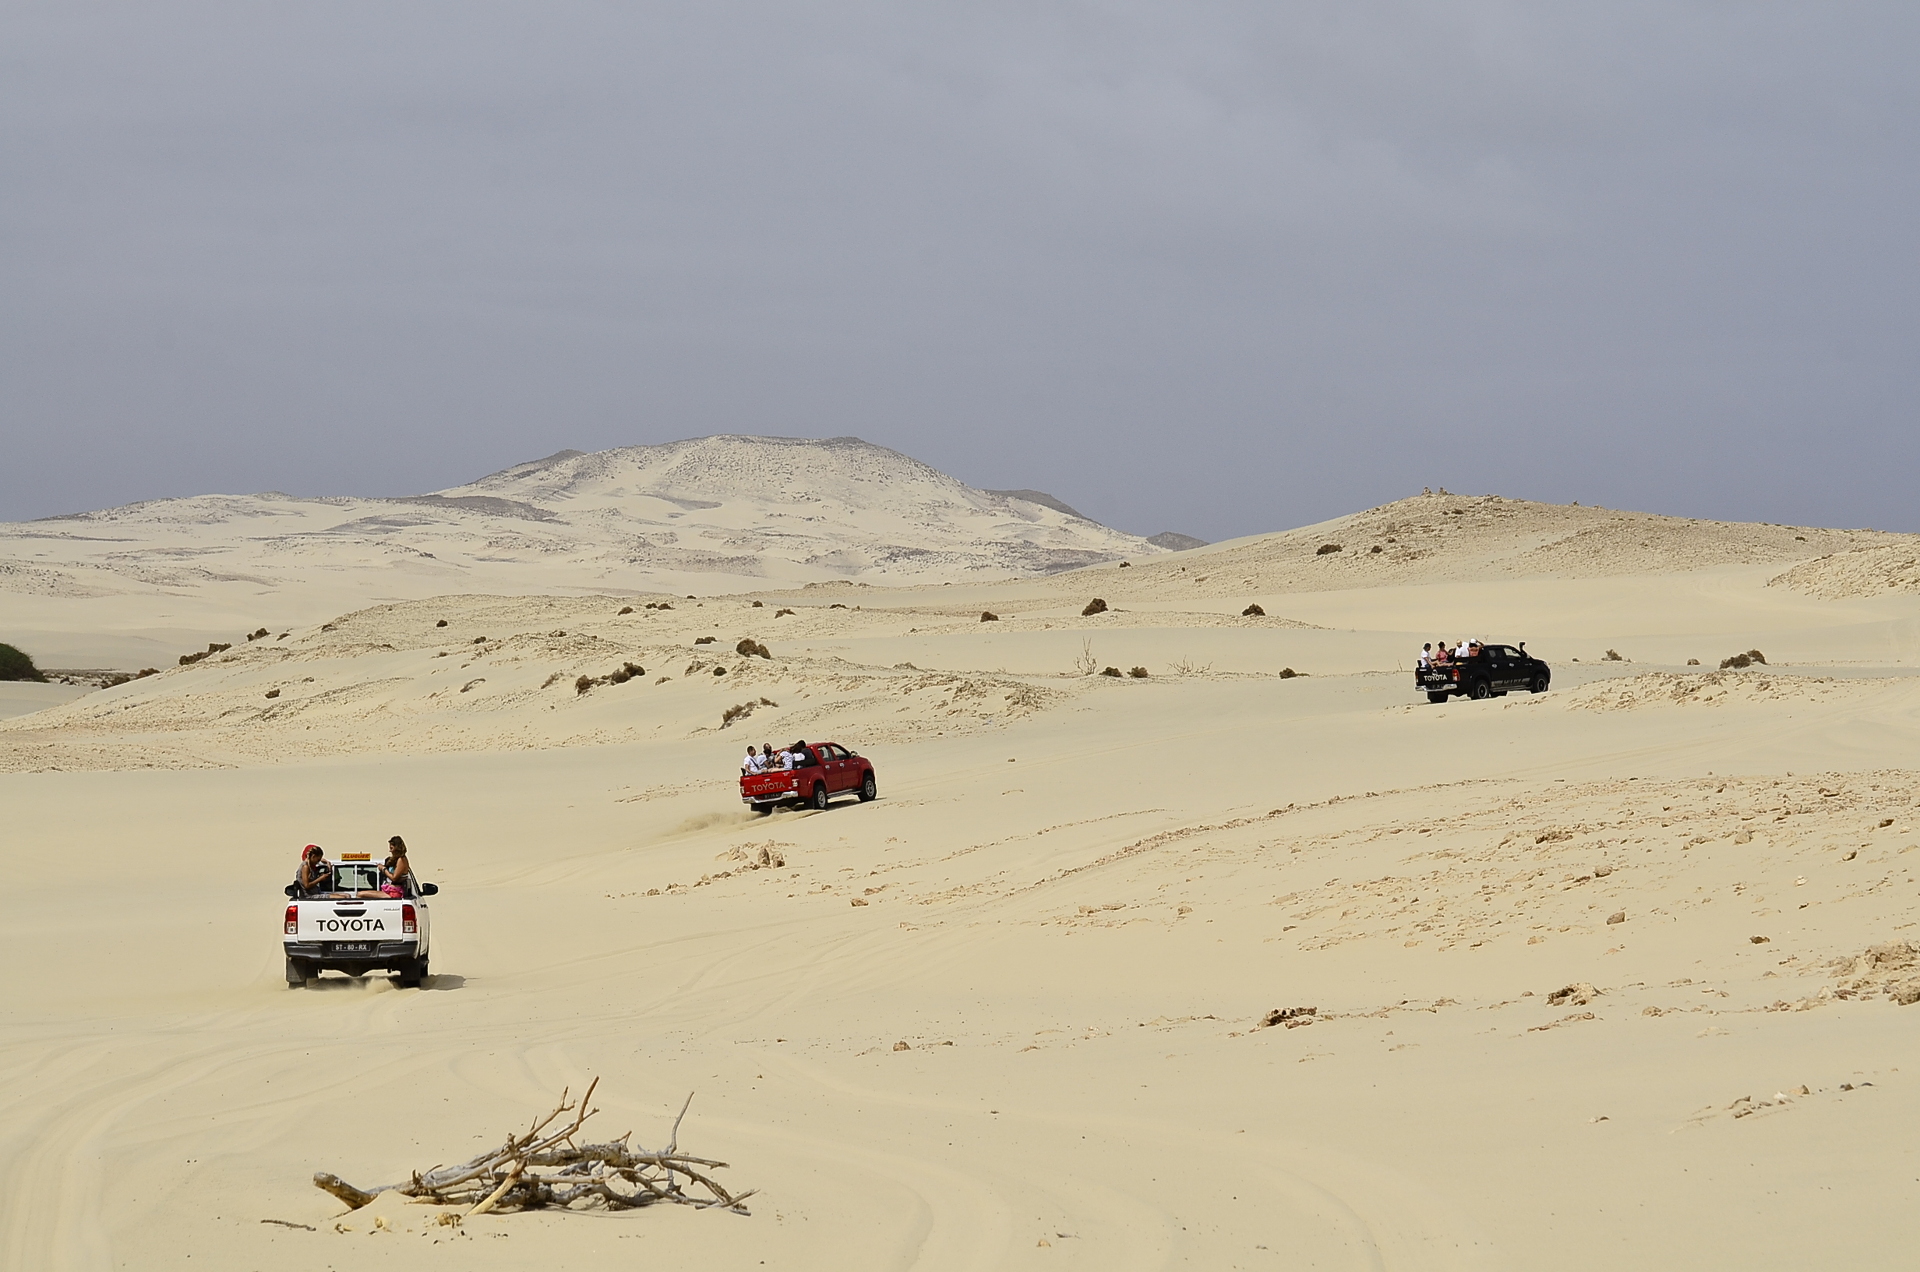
[334,942,371,954]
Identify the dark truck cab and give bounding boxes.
[1416,644,1550,704]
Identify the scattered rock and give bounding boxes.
[1547,983,1599,1007]
[892,1040,909,1051]
[436,619,449,627]
[851,897,869,907]
[264,688,280,699]
[1259,1006,1317,1028]
[1082,598,1109,616]
[1315,543,1342,555]
[980,611,999,622]
[1278,668,1298,679]
[1242,603,1265,617]
[617,606,633,615]
[694,636,716,645]
[1606,911,1627,925]
[1750,935,1770,944]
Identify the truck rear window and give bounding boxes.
[334,863,383,891]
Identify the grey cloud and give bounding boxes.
[4,2,1917,538]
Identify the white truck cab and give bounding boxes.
[282,853,437,987]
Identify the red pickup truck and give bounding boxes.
[741,742,877,815]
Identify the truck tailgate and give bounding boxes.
[294,899,408,942]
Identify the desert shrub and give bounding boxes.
[980,611,999,622]
[264,688,280,699]
[609,667,632,684]
[695,636,716,645]
[0,643,46,682]
[714,665,728,676]
[752,600,764,608]
[1687,658,1701,666]
[1369,545,1382,554]
[178,642,232,667]
[1100,666,1123,677]
[829,603,847,609]
[102,673,131,688]
[1242,603,1265,617]
[775,608,794,617]
[618,606,634,615]
[1278,667,1298,679]
[473,636,488,644]
[1128,666,1149,678]
[436,619,449,627]
[736,639,771,659]
[541,672,564,688]
[575,675,595,695]
[721,696,780,728]
[136,668,157,680]
[1720,648,1767,669]
[246,627,269,641]
[1603,649,1628,662]
[1082,598,1108,616]
[1119,561,1130,568]
[1316,543,1342,555]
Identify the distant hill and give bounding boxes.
[0,435,1161,665]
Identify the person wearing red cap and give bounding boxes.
[295,845,334,896]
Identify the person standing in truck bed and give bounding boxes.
[295,844,334,896]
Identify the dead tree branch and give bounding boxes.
[314,1079,750,1216]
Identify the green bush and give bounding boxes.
[0,643,47,682]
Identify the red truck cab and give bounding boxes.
[741,742,877,815]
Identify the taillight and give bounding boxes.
[284,904,299,935]
[402,904,417,935]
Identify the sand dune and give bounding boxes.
[4,493,1920,1270]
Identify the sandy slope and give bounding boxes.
[4,502,1920,1270]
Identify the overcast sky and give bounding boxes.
[4,3,1916,541]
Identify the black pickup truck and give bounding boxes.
[1416,644,1550,704]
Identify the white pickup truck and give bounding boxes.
[282,854,438,987]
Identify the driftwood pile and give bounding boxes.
[313,1079,751,1216]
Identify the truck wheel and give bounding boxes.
[810,783,829,811]
[1531,675,1548,693]
[754,803,773,817]
[1470,681,1492,701]
[285,957,310,987]
[1427,692,1448,705]
[398,958,427,988]
[859,773,877,802]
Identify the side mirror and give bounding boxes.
[418,882,439,897]
[284,883,301,899]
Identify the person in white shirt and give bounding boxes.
[741,745,762,775]
[1418,643,1432,668]
[1455,640,1471,660]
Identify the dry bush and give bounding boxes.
[1242,603,1265,617]
[178,642,232,667]
[1128,666,1149,678]
[541,672,564,688]
[646,602,674,611]
[1315,543,1342,555]
[246,627,269,641]
[751,600,764,608]
[1072,639,1100,676]
[721,697,779,728]
[473,636,489,644]
[575,675,595,695]
[980,611,999,622]
[1100,666,1123,677]
[735,639,771,659]
[1687,658,1701,666]
[695,636,716,645]
[436,619,449,627]
[264,688,281,699]
[1278,667,1298,679]
[1720,649,1768,670]
[1369,545,1382,554]
[1602,649,1625,661]
[714,666,728,676]
[775,608,795,617]
[617,606,634,615]
[1082,598,1108,616]
[829,603,847,609]
[1119,561,1130,568]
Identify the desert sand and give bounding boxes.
[5,489,1920,1270]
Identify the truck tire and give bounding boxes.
[1469,681,1492,701]
[753,803,773,817]
[398,958,427,988]
[1427,691,1448,705]
[285,957,310,987]
[859,773,877,802]
[1531,674,1548,693]
[810,783,829,811]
